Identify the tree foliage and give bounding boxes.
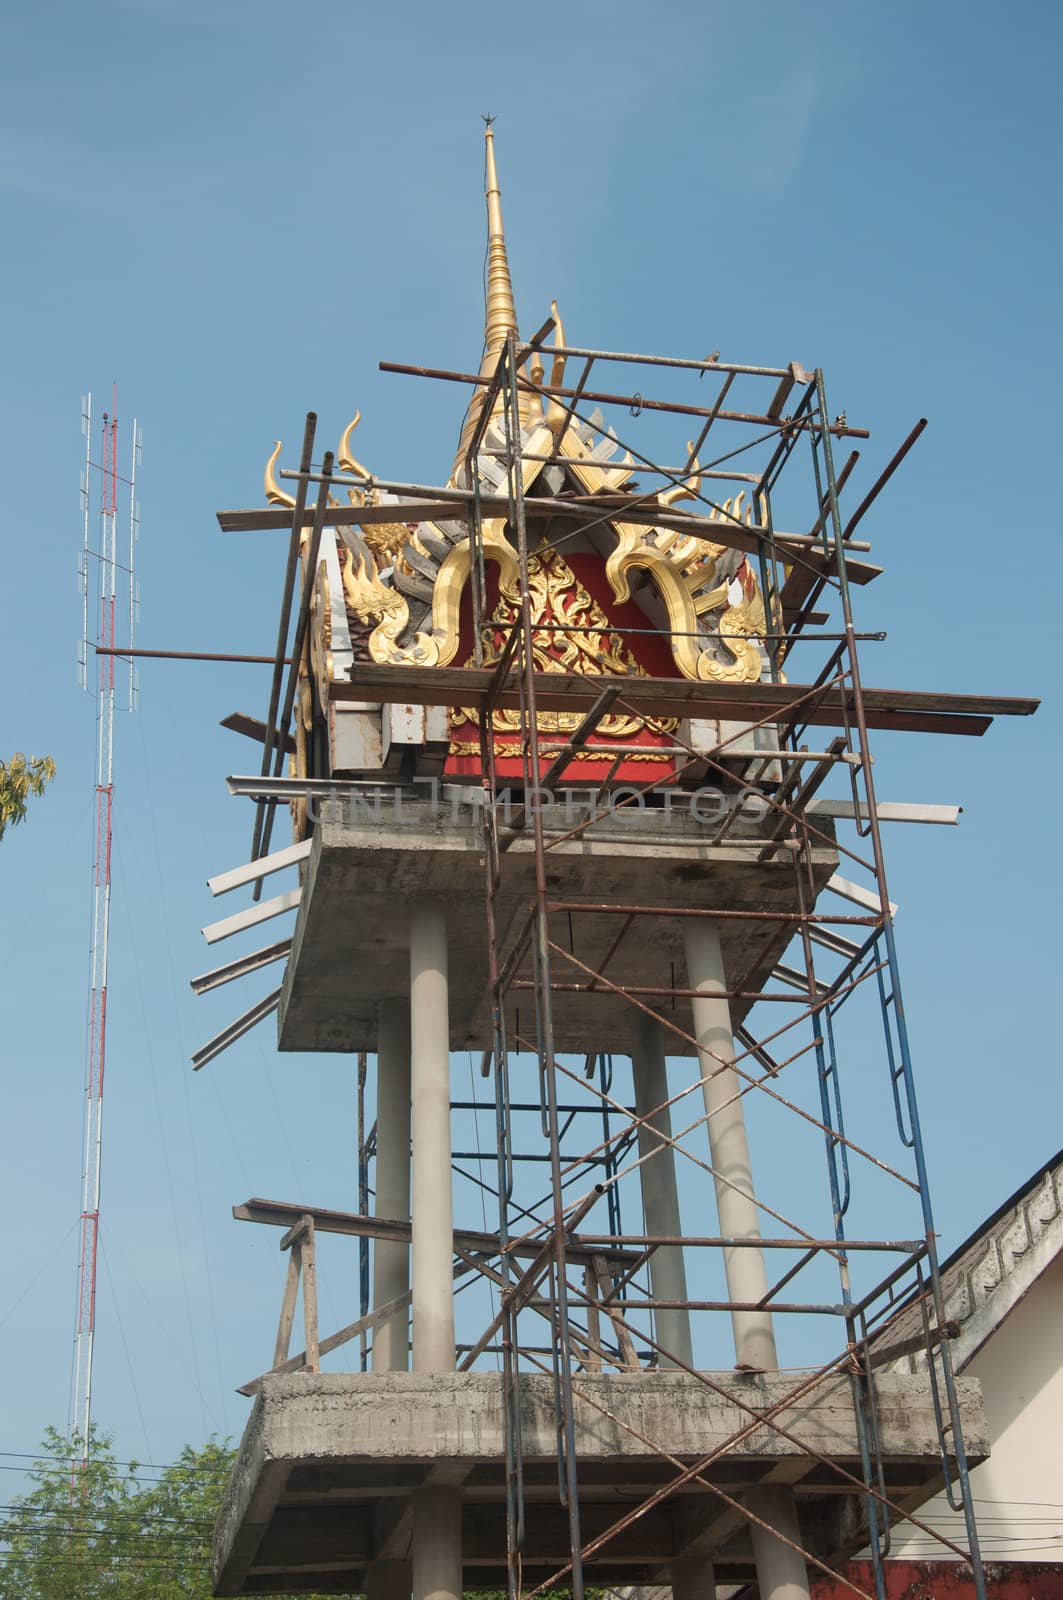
[0,1427,588,1599]
[0,1427,329,1599]
[0,753,56,842]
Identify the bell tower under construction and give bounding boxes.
[193,126,1038,1600]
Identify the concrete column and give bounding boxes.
[684,919,810,1600]
[672,1551,717,1600]
[368,1559,412,1600]
[372,998,411,1372]
[410,900,454,1372]
[411,1485,462,1600]
[746,1487,810,1600]
[409,907,462,1600]
[632,1016,694,1370]
[683,916,777,1372]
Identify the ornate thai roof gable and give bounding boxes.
[264,126,771,688]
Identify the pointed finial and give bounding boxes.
[482,118,518,360]
[452,120,521,480]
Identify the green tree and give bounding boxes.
[0,1427,219,1599]
[0,1427,584,1598]
[0,753,56,842]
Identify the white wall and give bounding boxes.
[890,1252,1063,1563]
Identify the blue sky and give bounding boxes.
[1,0,1060,1476]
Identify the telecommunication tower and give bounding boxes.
[72,390,141,1462]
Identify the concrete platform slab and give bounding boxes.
[213,1370,987,1594]
[277,798,838,1054]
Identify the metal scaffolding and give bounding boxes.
[379,331,993,1600]
[218,323,1040,1599]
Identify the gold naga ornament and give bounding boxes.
[259,122,771,717]
[449,548,679,761]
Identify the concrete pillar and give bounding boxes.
[631,1016,694,1370]
[683,916,777,1373]
[409,904,462,1600]
[672,1551,717,1600]
[684,918,810,1600]
[410,900,454,1371]
[368,1559,412,1600]
[411,1485,462,1600]
[746,1487,811,1600]
[372,998,411,1372]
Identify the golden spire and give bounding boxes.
[483,121,518,361]
[452,120,522,480]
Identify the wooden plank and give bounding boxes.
[218,503,470,533]
[272,1243,302,1370]
[456,1247,615,1373]
[280,1213,315,1251]
[332,664,1037,736]
[591,1254,640,1370]
[584,1264,603,1374]
[220,712,297,754]
[216,496,877,574]
[300,1217,320,1374]
[239,1291,413,1396]
[233,1197,642,1268]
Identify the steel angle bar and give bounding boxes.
[189,937,292,995]
[207,837,311,896]
[226,774,388,801]
[808,926,863,960]
[809,799,961,825]
[772,962,829,997]
[191,987,280,1071]
[827,872,898,918]
[201,886,301,945]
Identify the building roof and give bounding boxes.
[882,1147,1063,1374]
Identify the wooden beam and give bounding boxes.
[331,664,1038,737]
[215,496,877,575]
[233,1197,642,1268]
[272,1244,302,1370]
[220,712,297,755]
[239,1293,413,1396]
[591,1254,640,1370]
[300,1217,319,1374]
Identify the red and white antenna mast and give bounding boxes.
[72,388,141,1463]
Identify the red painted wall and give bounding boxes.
[809,1561,1063,1599]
